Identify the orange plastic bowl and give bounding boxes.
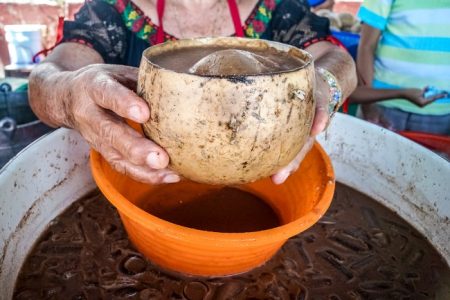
[90,142,335,276]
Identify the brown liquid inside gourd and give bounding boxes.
[149,46,306,75]
[14,184,450,299]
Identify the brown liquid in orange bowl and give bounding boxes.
[138,185,280,233]
[90,142,334,276]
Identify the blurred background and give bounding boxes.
[0,0,362,73]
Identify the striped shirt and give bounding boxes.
[358,0,450,115]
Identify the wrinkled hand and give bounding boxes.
[64,64,180,184]
[271,75,330,184]
[403,88,446,107]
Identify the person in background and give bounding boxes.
[350,0,450,135]
[28,0,356,184]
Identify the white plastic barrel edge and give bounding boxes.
[318,113,450,266]
[0,114,449,299]
[0,128,94,300]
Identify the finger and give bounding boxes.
[112,69,139,92]
[102,64,139,84]
[101,147,180,184]
[94,109,170,169]
[105,120,169,169]
[271,137,314,185]
[111,160,180,184]
[86,64,139,91]
[310,94,329,136]
[114,74,138,92]
[426,92,448,102]
[89,73,149,123]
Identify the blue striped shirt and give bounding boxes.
[358,0,450,115]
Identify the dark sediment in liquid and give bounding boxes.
[138,186,280,233]
[14,184,450,299]
[149,45,306,75]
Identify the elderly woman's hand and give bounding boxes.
[271,74,330,184]
[270,39,357,185]
[73,65,180,183]
[30,61,180,184]
[68,64,181,184]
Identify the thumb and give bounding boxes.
[311,90,330,136]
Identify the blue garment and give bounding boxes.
[358,0,450,116]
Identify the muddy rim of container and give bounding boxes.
[90,143,334,246]
[142,36,314,78]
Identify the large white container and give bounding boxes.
[4,25,45,65]
[0,114,449,299]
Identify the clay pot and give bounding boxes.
[90,142,334,276]
[138,37,315,185]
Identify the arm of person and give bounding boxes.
[350,86,443,107]
[271,41,356,184]
[268,0,357,184]
[357,23,379,86]
[354,22,392,126]
[306,41,357,134]
[29,43,178,184]
[353,24,441,108]
[355,1,399,126]
[352,22,440,123]
[29,0,178,185]
[350,87,404,103]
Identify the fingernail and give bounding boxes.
[129,105,142,121]
[275,171,289,185]
[163,174,180,183]
[146,152,162,169]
